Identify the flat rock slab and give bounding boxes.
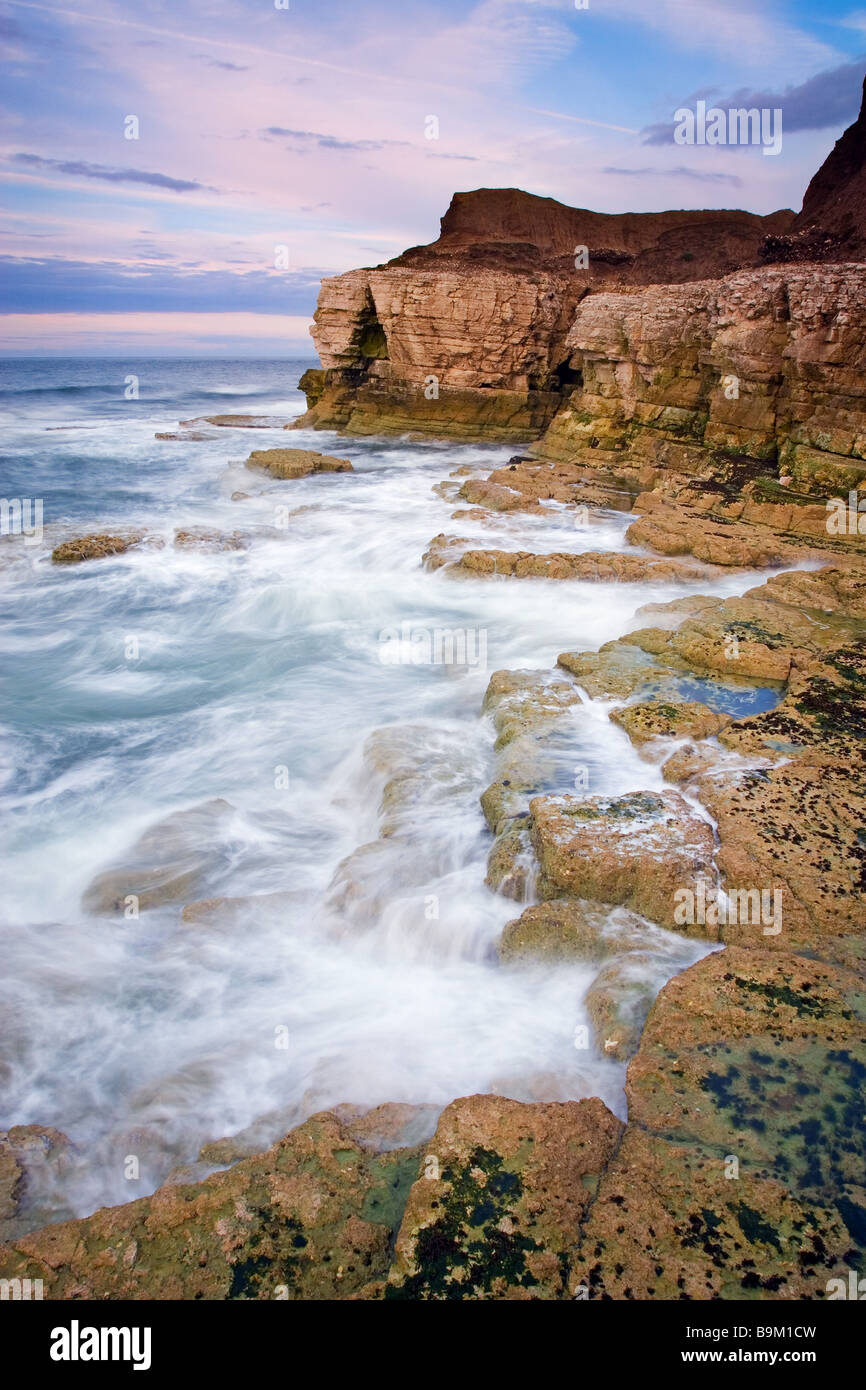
[572,946,866,1299]
[610,698,732,745]
[81,798,238,916]
[385,1094,623,1300]
[530,790,716,933]
[173,528,248,552]
[246,448,353,479]
[0,1112,423,1300]
[180,415,280,428]
[426,537,710,583]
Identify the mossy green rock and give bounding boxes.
[571,947,866,1299]
[0,1113,422,1300]
[386,1094,623,1300]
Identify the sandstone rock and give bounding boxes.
[51,533,147,564]
[482,669,581,750]
[482,457,639,511]
[296,187,794,442]
[180,415,276,429]
[498,899,653,964]
[438,544,710,583]
[484,822,534,901]
[584,952,662,1061]
[571,947,866,1299]
[0,1147,21,1223]
[529,791,716,933]
[538,265,866,527]
[173,528,247,552]
[701,761,865,964]
[155,430,212,441]
[744,566,866,619]
[634,593,724,625]
[0,1112,423,1300]
[334,1103,440,1154]
[456,478,531,512]
[385,1094,623,1299]
[297,368,325,407]
[610,698,731,745]
[179,892,300,928]
[246,448,352,479]
[626,509,794,568]
[197,1136,260,1167]
[792,75,866,260]
[0,1126,72,1240]
[662,741,727,785]
[558,638,676,698]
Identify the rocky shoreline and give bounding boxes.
[3,425,864,1297]
[2,80,864,1304]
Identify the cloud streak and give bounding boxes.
[0,256,326,314]
[642,59,866,146]
[603,165,743,188]
[263,128,411,152]
[10,153,216,193]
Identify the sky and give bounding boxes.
[1,0,864,356]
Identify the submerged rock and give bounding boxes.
[155,430,212,441]
[584,952,663,1061]
[180,414,278,429]
[173,528,248,552]
[81,798,239,916]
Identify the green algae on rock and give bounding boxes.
[385,1094,623,1300]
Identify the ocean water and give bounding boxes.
[0,358,772,1221]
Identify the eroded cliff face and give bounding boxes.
[294,192,796,441]
[296,83,866,450]
[536,264,866,497]
[294,263,580,441]
[781,74,866,262]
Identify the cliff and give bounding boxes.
[394,187,793,281]
[537,263,866,496]
[295,76,866,453]
[783,74,866,261]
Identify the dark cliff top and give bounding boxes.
[384,75,866,283]
[791,74,866,259]
[387,187,794,284]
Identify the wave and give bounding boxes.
[0,384,118,397]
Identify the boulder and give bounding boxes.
[385,1094,623,1299]
[529,790,716,933]
[51,533,147,564]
